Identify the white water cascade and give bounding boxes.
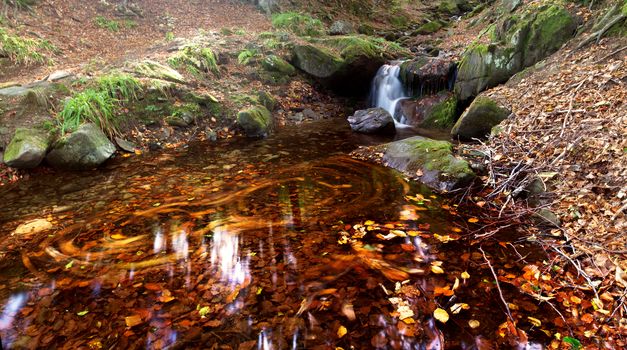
[369,63,409,124]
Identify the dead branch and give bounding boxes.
[480,247,515,323]
[595,45,627,64]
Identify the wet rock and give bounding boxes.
[381,136,475,192]
[133,60,187,84]
[165,112,194,127]
[455,4,576,102]
[451,96,511,140]
[114,137,138,153]
[399,57,457,98]
[46,123,116,170]
[3,128,50,169]
[13,218,53,236]
[262,55,296,76]
[292,36,406,95]
[329,20,355,35]
[348,108,395,134]
[237,106,273,138]
[398,92,457,129]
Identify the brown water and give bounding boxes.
[0,120,553,349]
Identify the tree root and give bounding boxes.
[573,13,626,51]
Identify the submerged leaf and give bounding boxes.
[433,308,449,323]
[337,325,347,338]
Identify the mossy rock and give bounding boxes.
[133,60,187,84]
[237,106,273,138]
[257,91,278,111]
[415,21,443,34]
[3,128,50,169]
[381,136,475,192]
[291,44,344,79]
[451,95,510,140]
[262,55,296,75]
[46,123,116,170]
[421,93,457,129]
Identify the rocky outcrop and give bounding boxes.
[347,108,395,134]
[3,128,50,169]
[455,4,576,102]
[398,92,457,129]
[451,95,511,140]
[46,124,116,170]
[291,35,408,95]
[399,57,457,97]
[329,21,355,35]
[381,136,475,192]
[133,60,187,84]
[237,106,273,138]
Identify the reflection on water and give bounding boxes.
[0,120,551,349]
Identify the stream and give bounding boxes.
[0,119,556,349]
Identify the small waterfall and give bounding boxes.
[369,63,408,124]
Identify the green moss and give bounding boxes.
[168,45,219,76]
[416,21,443,34]
[262,55,296,75]
[312,35,409,61]
[271,12,326,37]
[237,106,272,137]
[3,128,48,162]
[530,5,575,50]
[422,95,457,129]
[407,139,472,175]
[0,27,56,65]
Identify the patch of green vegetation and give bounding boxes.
[416,21,442,34]
[422,95,457,129]
[168,45,219,76]
[237,48,258,65]
[0,27,55,65]
[165,31,175,41]
[271,12,325,36]
[313,35,409,60]
[57,89,119,136]
[2,0,37,11]
[124,20,138,29]
[231,93,259,107]
[95,16,120,32]
[234,28,246,36]
[96,72,142,101]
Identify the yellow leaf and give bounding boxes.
[468,320,480,329]
[433,308,449,323]
[450,303,469,314]
[452,277,460,291]
[528,316,541,327]
[461,271,470,279]
[390,230,407,237]
[111,233,126,240]
[468,218,479,223]
[431,265,445,274]
[364,220,375,226]
[337,325,347,338]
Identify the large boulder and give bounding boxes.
[3,128,50,169]
[262,55,296,76]
[347,108,395,134]
[237,106,273,138]
[291,35,408,95]
[455,4,576,102]
[451,96,511,140]
[398,92,457,129]
[46,123,116,170]
[399,57,457,97]
[381,136,475,192]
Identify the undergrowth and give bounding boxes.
[95,16,120,32]
[58,73,142,136]
[168,45,219,76]
[237,48,258,65]
[0,27,55,64]
[271,12,325,36]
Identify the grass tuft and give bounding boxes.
[95,16,120,32]
[271,12,325,37]
[168,45,219,76]
[57,89,118,137]
[96,72,142,101]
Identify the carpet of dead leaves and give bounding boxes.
[464,38,627,347]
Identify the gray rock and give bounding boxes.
[0,86,31,97]
[347,108,395,134]
[46,70,73,82]
[381,136,475,192]
[451,96,511,140]
[133,60,187,84]
[533,209,561,227]
[114,137,138,153]
[46,123,116,170]
[329,21,355,35]
[399,57,457,97]
[3,128,50,169]
[165,112,193,127]
[237,106,273,138]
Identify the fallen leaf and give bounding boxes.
[125,315,143,327]
[468,320,480,328]
[433,308,449,323]
[337,325,347,338]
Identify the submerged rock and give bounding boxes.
[237,106,273,138]
[455,4,576,102]
[3,128,50,169]
[451,96,510,140]
[381,136,475,192]
[46,123,116,170]
[347,108,395,134]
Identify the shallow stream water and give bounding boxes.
[0,120,554,349]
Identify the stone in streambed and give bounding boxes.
[451,96,511,140]
[347,108,395,134]
[237,106,273,138]
[399,92,457,129]
[381,136,475,192]
[3,128,51,169]
[46,123,116,170]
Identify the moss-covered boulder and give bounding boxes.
[399,92,457,129]
[451,95,510,140]
[292,35,409,95]
[262,55,296,75]
[381,136,475,192]
[329,20,355,36]
[46,123,116,170]
[133,60,187,84]
[455,4,575,102]
[237,106,273,138]
[415,21,443,34]
[257,91,278,111]
[3,128,50,169]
